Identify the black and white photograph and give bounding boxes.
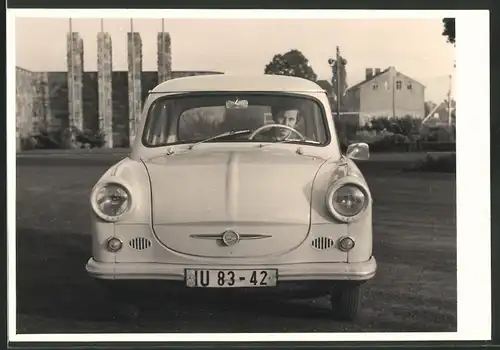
[8,9,490,343]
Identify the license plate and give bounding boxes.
[185,269,278,288]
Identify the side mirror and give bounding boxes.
[346,142,370,161]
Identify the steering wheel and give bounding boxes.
[248,124,306,141]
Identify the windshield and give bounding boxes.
[141,93,330,147]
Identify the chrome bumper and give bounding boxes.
[86,256,377,282]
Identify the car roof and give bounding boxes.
[150,74,326,94]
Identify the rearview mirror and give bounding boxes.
[226,99,249,109]
[346,142,370,161]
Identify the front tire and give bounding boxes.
[329,283,363,321]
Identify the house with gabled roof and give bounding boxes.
[345,66,425,126]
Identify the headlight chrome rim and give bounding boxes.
[91,181,133,222]
[332,185,366,216]
[325,177,370,223]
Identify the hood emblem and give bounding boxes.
[221,230,240,246]
[190,232,271,244]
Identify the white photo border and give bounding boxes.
[7,8,491,343]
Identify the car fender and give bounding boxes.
[90,157,152,225]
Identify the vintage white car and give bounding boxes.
[86,74,376,320]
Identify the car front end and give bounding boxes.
[86,75,376,320]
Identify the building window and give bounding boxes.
[407,83,413,90]
[372,83,378,90]
[396,80,402,90]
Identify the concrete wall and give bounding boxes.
[67,32,84,131]
[15,67,36,151]
[97,32,113,148]
[15,68,223,149]
[157,32,172,84]
[127,32,142,146]
[15,68,59,151]
[34,72,52,128]
[15,30,225,150]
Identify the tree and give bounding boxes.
[442,18,455,45]
[316,79,333,94]
[425,101,438,117]
[316,80,335,110]
[264,49,318,81]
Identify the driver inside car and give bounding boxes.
[253,109,300,142]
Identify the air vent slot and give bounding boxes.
[129,237,152,250]
[311,236,335,250]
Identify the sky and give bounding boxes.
[15,17,455,103]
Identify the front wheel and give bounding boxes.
[329,283,363,321]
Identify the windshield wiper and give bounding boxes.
[258,139,321,148]
[188,130,252,149]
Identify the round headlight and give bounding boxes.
[331,185,366,217]
[93,183,131,220]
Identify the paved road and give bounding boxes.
[15,162,456,334]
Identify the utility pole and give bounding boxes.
[392,74,396,118]
[447,74,453,127]
[328,47,343,116]
[69,18,74,129]
[328,47,347,145]
[336,46,341,120]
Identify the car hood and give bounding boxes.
[143,147,327,258]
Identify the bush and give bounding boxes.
[367,117,393,132]
[30,125,64,149]
[20,136,37,151]
[75,129,106,148]
[369,135,410,152]
[334,118,358,152]
[344,115,458,153]
[420,125,455,142]
[406,153,456,173]
[27,125,107,150]
[339,140,348,153]
[367,115,422,136]
[421,141,456,152]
